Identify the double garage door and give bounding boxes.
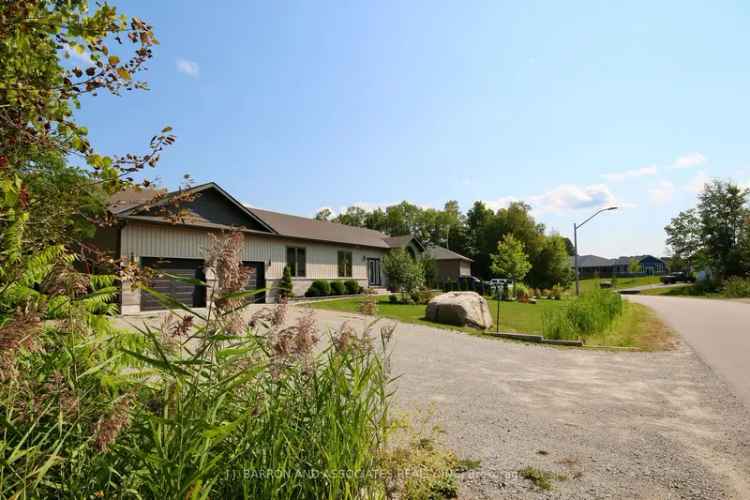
[140,258,265,311]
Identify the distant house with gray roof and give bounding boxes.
[571,254,668,278]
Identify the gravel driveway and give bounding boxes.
[116,305,750,499]
[303,306,750,499]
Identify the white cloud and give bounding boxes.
[648,180,675,205]
[671,152,707,169]
[529,183,619,214]
[602,165,658,182]
[484,196,519,211]
[685,171,711,193]
[484,183,628,216]
[176,58,200,78]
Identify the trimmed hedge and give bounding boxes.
[305,280,331,297]
[344,280,360,295]
[330,281,347,296]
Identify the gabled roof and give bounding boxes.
[571,254,666,268]
[109,182,427,250]
[112,182,276,234]
[247,207,392,248]
[426,245,473,262]
[383,234,425,252]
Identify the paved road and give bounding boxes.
[628,295,750,408]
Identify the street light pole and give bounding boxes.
[574,206,619,296]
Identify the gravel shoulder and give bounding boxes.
[305,306,750,499]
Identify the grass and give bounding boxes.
[517,466,567,491]
[310,295,567,335]
[310,294,674,350]
[575,275,661,294]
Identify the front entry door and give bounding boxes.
[367,258,382,286]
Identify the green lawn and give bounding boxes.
[639,284,723,298]
[575,275,661,294]
[309,295,566,335]
[309,294,673,350]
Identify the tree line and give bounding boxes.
[665,180,750,280]
[316,200,575,289]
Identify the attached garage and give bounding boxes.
[141,258,207,311]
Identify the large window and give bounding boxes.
[338,250,353,277]
[286,247,306,277]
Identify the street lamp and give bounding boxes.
[574,206,618,296]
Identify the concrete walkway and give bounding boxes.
[628,295,750,409]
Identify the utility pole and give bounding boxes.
[574,206,619,296]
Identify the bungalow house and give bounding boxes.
[571,254,668,278]
[96,182,424,313]
[425,245,473,282]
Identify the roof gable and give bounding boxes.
[115,183,276,234]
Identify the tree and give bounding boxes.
[1,0,174,255]
[278,265,294,298]
[527,235,572,289]
[491,234,531,288]
[628,258,641,273]
[314,208,332,221]
[333,206,367,227]
[382,248,425,298]
[665,208,703,272]
[697,180,749,278]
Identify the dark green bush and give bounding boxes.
[306,279,331,297]
[330,280,346,295]
[344,279,360,295]
[389,294,399,304]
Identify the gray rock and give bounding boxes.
[425,291,493,329]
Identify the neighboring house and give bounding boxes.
[425,245,473,282]
[571,254,668,278]
[96,182,424,313]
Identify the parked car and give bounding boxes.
[489,278,514,289]
[660,272,696,284]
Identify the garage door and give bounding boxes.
[141,258,207,311]
[242,261,266,304]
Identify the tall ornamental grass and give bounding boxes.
[542,288,624,341]
[0,231,395,498]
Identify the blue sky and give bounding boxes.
[76,1,750,257]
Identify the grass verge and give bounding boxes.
[310,295,674,350]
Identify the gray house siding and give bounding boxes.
[118,221,388,312]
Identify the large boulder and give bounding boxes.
[425,291,493,329]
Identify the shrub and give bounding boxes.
[278,265,294,298]
[306,279,331,297]
[389,294,400,304]
[723,276,750,298]
[344,279,360,295]
[551,284,564,300]
[515,283,530,302]
[330,280,346,295]
[411,288,436,305]
[543,288,624,340]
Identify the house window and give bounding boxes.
[286,247,306,277]
[338,251,353,277]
